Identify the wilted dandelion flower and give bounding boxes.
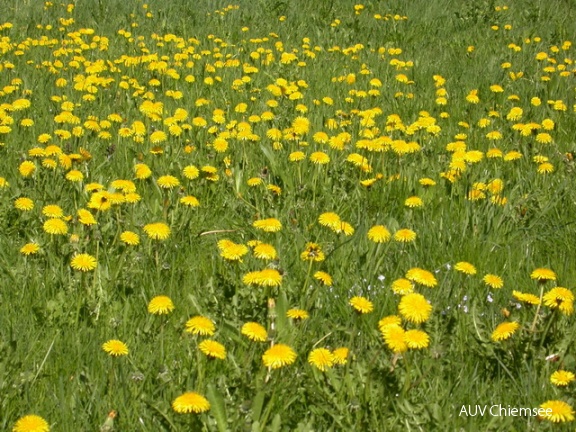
[262,344,297,369]
[253,218,282,232]
[12,414,50,432]
[241,322,267,342]
[185,316,215,336]
[349,296,374,314]
[483,274,504,289]
[491,321,520,342]
[143,222,171,240]
[455,261,477,275]
[148,295,175,315]
[530,268,556,283]
[399,293,432,323]
[394,229,416,243]
[15,197,34,211]
[20,242,40,256]
[172,392,210,414]
[102,339,129,356]
[314,271,332,286]
[120,231,140,246]
[551,370,575,387]
[300,242,325,261]
[287,309,309,320]
[367,225,391,243]
[404,329,430,349]
[308,348,334,371]
[538,400,575,423]
[70,253,97,272]
[43,218,68,235]
[199,339,226,360]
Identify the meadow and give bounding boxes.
[1,0,576,430]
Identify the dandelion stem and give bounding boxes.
[529,285,545,332]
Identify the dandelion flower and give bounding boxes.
[349,296,374,314]
[455,261,477,275]
[539,400,574,423]
[42,205,63,218]
[394,228,416,243]
[550,370,575,387]
[391,278,414,295]
[185,316,215,336]
[180,195,200,207]
[367,225,391,243]
[308,348,334,371]
[382,324,407,353]
[241,322,267,342]
[287,309,309,320]
[77,209,97,226]
[15,197,34,211]
[20,242,40,256]
[313,271,332,286]
[199,339,226,360]
[19,161,36,177]
[143,222,171,240]
[483,274,503,289]
[148,296,175,315]
[242,269,283,287]
[404,196,423,208]
[218,240,249,261]
[300,242,325,261]
[102,339,129,356]
[491,321,520,342]
[262,344,297,369]
[43,218,68,235]
[253,218,282,232]
[172,392,210,414]
[404,329,430,349]
[70,253,97,272]
[310,151,330,164]
[253,243,277,260]
[512,290,541,305]
[157,175,180,189]
[12,415,50,432]
[332,347,349,365]
[405,268,437,287]
[318,212,341,229]
[398,293,432,324]
[543,287,574,315]
[530,268,556,283]
[120,231,140,246]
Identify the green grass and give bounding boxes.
[1,0,576,430]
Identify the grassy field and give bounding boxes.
[1,0,576,430]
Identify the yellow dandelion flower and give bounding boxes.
[180,195,200,207]
[349,296,374,314]
[300,242,325,262]
[148,296,175,315]
[398,293,432,323]
[172,392,210,414]
[538,400,574,423]
[12,415,50,432]
[185,316,215,336]
[253,243,277,260]
[42,205,63,218]
[157,175,180,189]
[308,348,335,371]
[262,343,297,369]
[43,218,68,235]
[241,322,268,342]
[70,253,97,272]
[394,228,416,243]
[77,208,97,226]
[382,324,407,353]
[332,347,349,365]
[120,231,140,246]
[483,274,503,289]
[512,290,541,305]
[530,268,556,282]
[550,370,575,387]
[367,225,391,243]
[102,339,129,356]
[287,309,309,320]
[404,196,423,208]
[543,287,574,315]
[15,197,34,211]
[454,261,477,275]
[491,321,520,342]
[253,218,282,232]
[313,271,332,286]
[143,222,171,240]
[198,339,226,360]
[391,278,414,295]
[404,329,430,349]
[309,151,330,164]
[20,242,40,256]
[405,268,437,288]
[19,161,36,177]
[217,239,249,261]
